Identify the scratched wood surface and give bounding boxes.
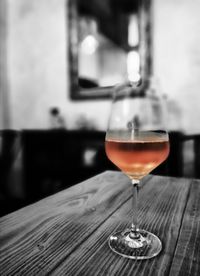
[0,171,199,276]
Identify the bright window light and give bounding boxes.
[127,51,140,82]
[128,15,139,47]
[80,35,99,55]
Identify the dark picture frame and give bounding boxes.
[67,0,152,100]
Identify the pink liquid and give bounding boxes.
[105,139,169,180]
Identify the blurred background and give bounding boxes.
[1,0,200,216]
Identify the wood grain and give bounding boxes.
[51,175,191,276]
[0,171,143,275]
[0,172,198,276]
[169,179,200,276]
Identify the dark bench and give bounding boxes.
[1,129,200,216]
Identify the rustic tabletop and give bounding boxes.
[0,171,200,276]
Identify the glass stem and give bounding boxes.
[130,179,140,239]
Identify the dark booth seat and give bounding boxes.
[0,130,25,216]
[22,130,115,203]
[21,130,189,202]
[0,129,200,217]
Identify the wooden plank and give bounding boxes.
[0,173,194,276]
[169,179,200,276]
[50,176,191,276]
[0,171,150,275]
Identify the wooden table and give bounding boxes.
[0,171,200,276]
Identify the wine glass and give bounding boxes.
[105,80,170,259]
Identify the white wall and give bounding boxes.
[153,0,200,133]
[4,0,200,133]
[7,0,111,130]
[0,0,10,129]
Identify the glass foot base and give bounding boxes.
[108,229,162,260]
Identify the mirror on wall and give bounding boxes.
[68,0,152,100]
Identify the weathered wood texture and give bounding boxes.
[169,179,200,276]
[0,171,199,276]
